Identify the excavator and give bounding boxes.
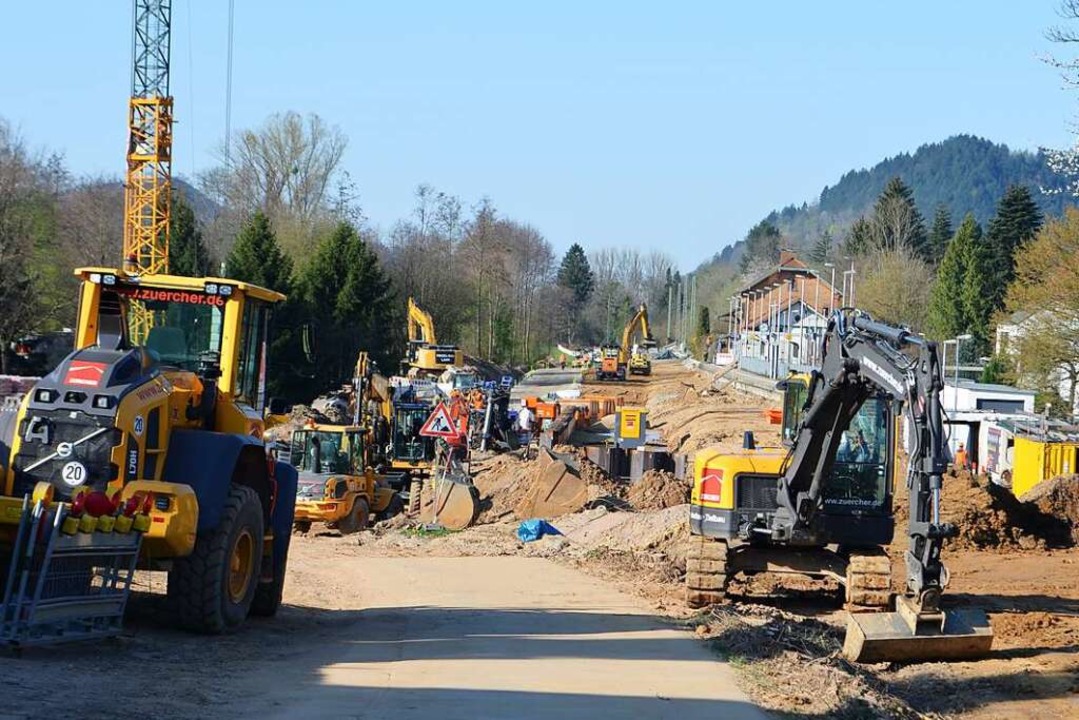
[405,297,463,376]
[687,309,992,662]
[596,303,657,381]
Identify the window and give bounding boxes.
[292,430,350,474]
[824,396,890,511]
[128,295,225,371]
[781,378,808,444]
[236,299,270,408]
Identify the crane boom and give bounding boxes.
[123,0,173,277]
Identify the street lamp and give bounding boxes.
[824,262,835,317]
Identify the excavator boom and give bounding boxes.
[776,310,992,662]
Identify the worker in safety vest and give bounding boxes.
[954,443,969,471]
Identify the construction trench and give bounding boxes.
[1,359,1077,718]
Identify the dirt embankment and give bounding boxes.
[894,470,1079,551]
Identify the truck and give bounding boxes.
[1,267,297,634]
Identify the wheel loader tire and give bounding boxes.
[845,549,892,609]
[169,484,264,634]
[250,528,291,618]
[686,536,729,608]
[337,497,370,535]
[377,493,405,522]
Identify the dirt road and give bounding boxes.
[0,551,765,720]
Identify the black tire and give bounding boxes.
[168,484,264,634]
[293,520,312,534]
[250,530,291,618]
[337,496,370,535]
[377,493,405,522]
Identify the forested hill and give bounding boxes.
[710,135,1071,267]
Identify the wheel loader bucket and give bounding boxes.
[418,477,480,531]
[514,448,588,520]
[843,606,993,663]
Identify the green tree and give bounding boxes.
[961,228,993,356]
[844,216,873,257]
[927,214,981,339]
[871,176,929,258]
[226,211,293,293]
[169,195,211,277]
[985,185,1042,311]
[557,243,594,304]
[302,222,394,391]
[557,243,595,342]
[810,230,832,265]
[927,203,953,265]
[696,305,711,337]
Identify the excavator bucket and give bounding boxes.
[514,448,588,520]
[418,477,480,531]
[843,600,993,663]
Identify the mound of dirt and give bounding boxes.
[471,454,535,523]
[895,471,1076,551]
[1019,474,1079,545]
[627,470,689,510]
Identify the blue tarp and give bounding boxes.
[516,519,562,542]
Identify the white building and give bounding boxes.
[995,310,1079,418]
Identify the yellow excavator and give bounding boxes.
[687,309,992,662]
[406,297,463,376]
[595,304,657,381]
[623,303,657,377]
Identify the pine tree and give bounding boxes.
[927,203,953,266]
[168,195,211,277]
[557,243,595,305]
[226,211,293,293]
[985,185,1042,310]
[927,214,980,339]
[810,230,832,265]
[871,176,928,258]
[696,306,711,337]
[961,226,993,356]
[302,222,394,390]
[844,217,873,257]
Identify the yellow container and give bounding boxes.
[1012,437,1079,497]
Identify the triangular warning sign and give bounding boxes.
[419,402,461,439]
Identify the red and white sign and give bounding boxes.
[64,361,108,388]
[419,402,461,439]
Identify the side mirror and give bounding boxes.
[268,397,291,415]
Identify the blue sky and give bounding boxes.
[0,1,1075,268]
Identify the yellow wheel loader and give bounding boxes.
[289,422,402,534]
[687,309,993,662]
[0,267,298,634]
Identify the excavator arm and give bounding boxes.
[407,297,438,346]
[620,304,657,356]
[775,310,955,614]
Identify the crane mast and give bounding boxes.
[123,0,173,280]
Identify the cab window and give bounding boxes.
[236,299,270,409]
[823,396,890,511]
[781,379,808,444]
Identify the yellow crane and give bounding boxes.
[123,0,174,341]
[406,297,462,375]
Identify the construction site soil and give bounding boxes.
[430,362,1079,718]
[3,361,1078,719]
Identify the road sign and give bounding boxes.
[419,402,460,439]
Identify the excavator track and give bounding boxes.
[685,536,729,608]
[845,550,892,609]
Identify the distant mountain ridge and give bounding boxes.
[709,135,1072,268]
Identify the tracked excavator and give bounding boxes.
[406,297,463,376]
[596,304,657,381]
[687,309,992,662]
